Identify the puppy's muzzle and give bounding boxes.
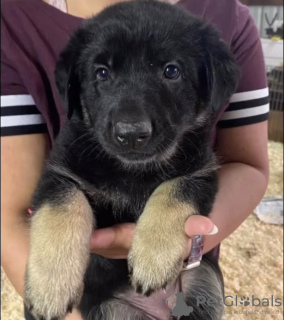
[112,121,152,150]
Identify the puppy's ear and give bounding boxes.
[55,28,92,119]
[198,35,239,115]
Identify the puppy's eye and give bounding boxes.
[164,65,180,79]
[96,68,110,81]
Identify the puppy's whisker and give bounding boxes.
[183,136,202,158]
[94,148,105,160]
[86,145,100,158]
[78,143,99,163]
[68,132,91,151]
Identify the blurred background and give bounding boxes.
[245,0,283,144]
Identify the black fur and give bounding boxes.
[26,1,239,319]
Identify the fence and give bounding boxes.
[261,38,283,142]
[267,64,283,142]
[248,5,283,142]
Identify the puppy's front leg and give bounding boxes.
[25,176,93,320]
[128,166,218,296]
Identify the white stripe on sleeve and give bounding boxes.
[1,94,36,107]
[220,103,269,121]
[229,88,269,103]
[1,114,46,127]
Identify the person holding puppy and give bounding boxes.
[1,0,269,319]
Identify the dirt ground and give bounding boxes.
[1,141,283,320]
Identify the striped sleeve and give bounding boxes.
[217,3,270,129]
[218,88,270,128]
[1,94,47,136]
[1,50,48,136]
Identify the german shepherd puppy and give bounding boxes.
[24,1,238,319]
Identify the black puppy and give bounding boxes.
[24,1,238,319]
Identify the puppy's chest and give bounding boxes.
[83,172,163,222]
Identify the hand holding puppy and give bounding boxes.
[90,215,218,259]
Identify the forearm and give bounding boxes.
[203,162,269,254]
[1,134,49,298]
[1,216,30,298]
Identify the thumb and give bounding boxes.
[184,215,218,237]
[183,215,217,260]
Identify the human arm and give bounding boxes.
[1,134,49,297]
[1,133,83,320]
[199,121,269,254]
[199,0,270,252]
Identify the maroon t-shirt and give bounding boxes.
[0,0,269,261]
[1,0,269,141]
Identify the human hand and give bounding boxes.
[90,223,135,258]
[90,216,218,259]
[65,309,84,320]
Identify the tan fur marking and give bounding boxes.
[25,189,94,320]
[128,178,196,294]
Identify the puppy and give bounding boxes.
[24,1,238,319]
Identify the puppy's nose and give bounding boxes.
[113,121,152,149]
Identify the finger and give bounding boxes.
[90,223,135,250]
[184,215,218,237]
[184,239,192,259]
[91,248,129,259]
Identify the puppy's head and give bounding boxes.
[55,0,238,166]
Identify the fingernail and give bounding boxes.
[207,225,218,235]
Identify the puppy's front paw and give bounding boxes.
[128,224,186,296]
[128,179,196,296]
[25,260,84,320]
[24,199,93,320]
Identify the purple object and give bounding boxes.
[183,235,204,270]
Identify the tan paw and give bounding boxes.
[128,180,195,296]
[25,265,83,320]
[128,223,187,295]
[25,197,93,320]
